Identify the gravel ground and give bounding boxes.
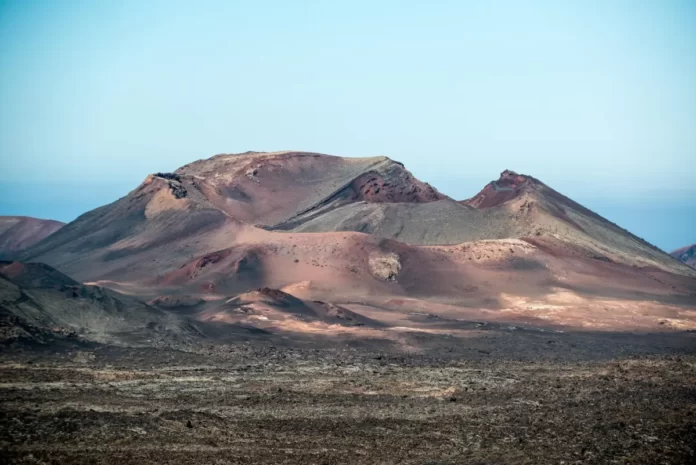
[1,332,695,465]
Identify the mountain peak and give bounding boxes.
[498,169,532,187]
[461,170,536,209]
[168,150,449,227]
[671,244,696,269]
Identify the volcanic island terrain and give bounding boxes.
[1,151,695,464]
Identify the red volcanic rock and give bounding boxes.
[196,250,233,271]
[350,171,445,203]
[497,170,529,189]
[461,170,532,208]
[161,249,235,284]
[0,216,64,258]
[671,244,696,269]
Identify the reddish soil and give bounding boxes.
[350,171,446,203]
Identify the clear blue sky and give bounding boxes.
[1,0,694,251]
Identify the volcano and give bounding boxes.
[15,151,696,336]
[0,260,195,346]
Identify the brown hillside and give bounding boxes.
[0,216,64,258]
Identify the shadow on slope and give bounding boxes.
[0,261,200,348]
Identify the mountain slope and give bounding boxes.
[19,173,251,282]
[461,170,693,275]
[0,261,196,346]
[0,216,64,259]
[672,244,696,269]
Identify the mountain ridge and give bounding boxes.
[8,150,696,336]
[18,150,695,293]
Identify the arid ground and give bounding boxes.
[2,328,696,465]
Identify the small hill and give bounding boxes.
[0,216,64,259]
[202,287,381,327]
[0,261,198,346]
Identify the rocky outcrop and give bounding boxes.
[154,172,182,182]
[369,252,401,282]
[351,170,445,203]
[461,170,533,208]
